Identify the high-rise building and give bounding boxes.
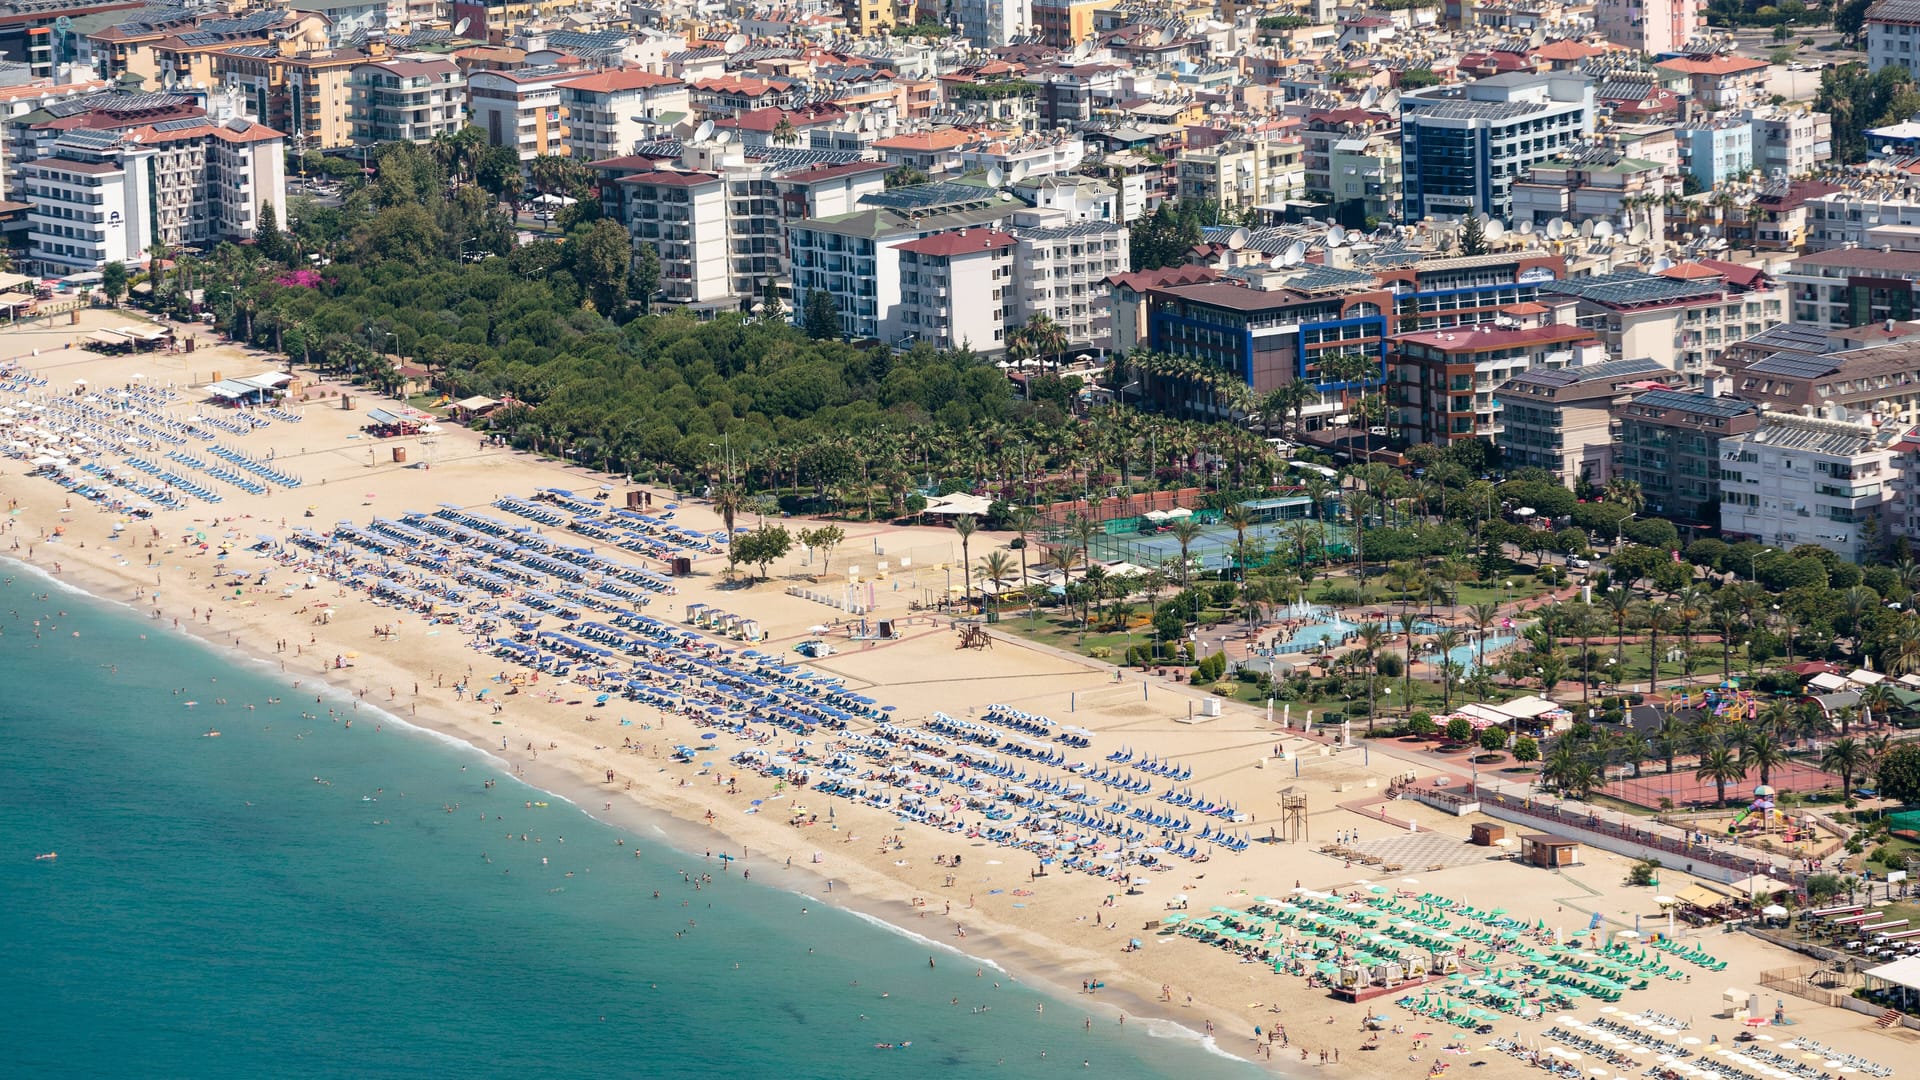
[1718,412,1906,561]
[1399,73,1594,222]
[558,68,688,161]
[349,57,464,144]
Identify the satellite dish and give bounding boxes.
[1269,252,1287,269]
[1485,219,1506,242]
[1281,241,1306,266]
[1227,226,1249,251]
[1629,220,1650,244]
[1579,219,1594,238]
[1547,217,1566,239]
[1650,256,1674,272]
[1592,220,1614,241]
[1518,219,1534,235]
[1475,211,1490,225]
[1327,225,1348,246]
[1699,224,1714,238]
[163,68,177,91]
[1359,85,1378,108]
[725,33,749,54]
[986,164,1004,188]
[454,16,471,35]
[692,119,715,144]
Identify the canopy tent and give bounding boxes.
[1864,954,1920,994]
[1675,884,1725,909]
[923,492,992,516]
[1730,875,1786,898]
[84,329,130,350]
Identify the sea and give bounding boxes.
[0,566,1263,1079]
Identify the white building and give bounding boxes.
[25,115,286,274]
[559,67,689,161]
[895,227,1015,351]
[1718,412,1904,562]
[949,0,1021,46]
[1803,189,1920,250]
[1739,106,1833,178]
[349,57,464,144]
[1868,0,1920,76]
[1008,209,1127,352]
[466,67,571,164]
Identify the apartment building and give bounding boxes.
[1030,0,1104,48]
[950,0,1021,46]
[349,57,464,144]
[1301,107,1400,229]
[1739,106,1832,178]
[559,67,688,161]
[1803,189,1920,250]
[1495,357,1671,488]
[214,38,366,152]
[1392,320,1603,447]
[1511,146,1672,229]
[1869,0,1920,77]
[1008,210,1127,351]
[1594,0,1700,55]
[1174,135,1304,214]
[467,66,570,163]
[1132,274,1394,413]
[788,182,1016,342]
[1727,342,1920,430]
[1539,265,1784,385]
[1718,412,1905,562]
[25,111,285,273]
[1611,387,1758,524]
[1400,72,1595,222]
[1782,247,1920,328]
[1653,52,1771,115]
[1889,427,1920,543]
[894,227,1015,351]
[1674,120,1753,189]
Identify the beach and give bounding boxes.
[2,307,1911,1077]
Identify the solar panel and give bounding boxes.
[1630,389,1754,417]
[858,181,994,211]
[1745,354,1839,379]
[757,147,869,169]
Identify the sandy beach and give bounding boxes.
[1,307,1910,1077]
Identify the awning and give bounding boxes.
[85,329,128,347]
[205,380,256,400]
[1865,954,1920,992]
[1676,884,1724,908]
[367,408,405,425]
[0,291,33,308]
[454,395,499,411]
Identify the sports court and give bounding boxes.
[1601,761,1841,810]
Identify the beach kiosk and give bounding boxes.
[1519,834,1582,869]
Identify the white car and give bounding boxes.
[1568,556,1590,569]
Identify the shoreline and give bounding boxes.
[0,547,1275,1075]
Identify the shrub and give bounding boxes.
[1344,699,1371,716]
[1406,714,1436,737]
[1512,735,1540,763]
[1445,717,1474,743]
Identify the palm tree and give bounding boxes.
[713,487,745,579]
[1695,746,1746,807]
[1469,600,1500,671]
[1645,603,1672,693]
[771,116,801,147]
[1169,518,1206,591]
[1433,628,1463,710]
[1857,683,1895,731]
[1400,610,1420,709]
[1067,513,1098,605]
[1020,313,1068,373]
[1604,476,1646,516]
[1347,491,1378,601]
[1822,737,1868,799]
[1742,731,1788,787]
[1653,715,1688,775]
[976,550,1016,613]
[1009,507,1037,617]
[1220,504,1254,579]
[954,514,977,608]
[1603,587,1635,672]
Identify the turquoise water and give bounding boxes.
[0,569,1259,1079]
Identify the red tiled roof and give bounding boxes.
[559,67,684,94]
[1659,262,1723,281]
[1655,55,1769,76]
[614,170,721,187]
[894,229,1016,257]
[1531,40,1599,61]
[1696,258,1767,289]
[1106,266,1220,292]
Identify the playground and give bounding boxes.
[1601,761,1843,812]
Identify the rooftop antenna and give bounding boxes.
[1546,216,1566,239]
[1485,218,1506,242]
[725,33,749,54]
[1593,220,1615,241]
[1227,226,1249,250]
[691,118,715,144]
[1518,219,1534,235]
[1326,224,1348,246]
[1281,240,1306,266]
[986,164,1004,187]
[453,16,471,35]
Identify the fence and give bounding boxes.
[1759,963,1859,1008]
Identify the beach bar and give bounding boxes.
[1519,834,1582,869]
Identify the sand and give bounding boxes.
[0,308,1910,1075]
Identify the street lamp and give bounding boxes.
[1749,547,1775,581]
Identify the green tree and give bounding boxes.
[630,243,660,314]
[1512,735,1540,764]
[1696,746,1746,806]
[1458,214,1488,256]
[803,289,839,340]
[714,487,745,578]
[566,218,632,313]
[254,202,289,264]
[735,524,793,580]
[800,524,846,574]
[101,261,128,306]
[1625,857,1662,887]
[885,166,930,189]
[1876,742,1920,803]
[954,514,978,607]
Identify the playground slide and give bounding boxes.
[1727,807,1753,835]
